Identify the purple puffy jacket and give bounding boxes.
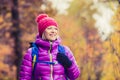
[19,35,80,80]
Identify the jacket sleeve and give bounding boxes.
[19,48,32,80]
[64,46,80,80]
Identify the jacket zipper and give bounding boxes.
[48,41,53,80]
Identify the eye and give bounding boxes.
[54,27,58,30]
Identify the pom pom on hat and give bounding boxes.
[36,14,48,23]
[36,13,58,37]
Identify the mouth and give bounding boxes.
[49,34,56,37]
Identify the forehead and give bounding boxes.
[47,25,58,28]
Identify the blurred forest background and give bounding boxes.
[0,0,120,80]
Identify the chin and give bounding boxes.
[49,38,57,41]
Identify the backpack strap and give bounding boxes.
[58,44,65,54]
[30,42,39,80]
[30,42,39,67]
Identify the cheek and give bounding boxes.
[56,33,59,37]
[44,32,49,38]
[44,30,49,35]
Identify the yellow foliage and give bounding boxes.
[0,45,12,56]
[110,32,120,55]
[101,54,115,80]
[112,8,120,31]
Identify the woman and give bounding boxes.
[19,14,80,80]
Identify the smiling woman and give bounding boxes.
[19,13,80,80]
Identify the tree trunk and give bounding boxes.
[11,0,22,79]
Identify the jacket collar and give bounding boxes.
[35,34,61,50]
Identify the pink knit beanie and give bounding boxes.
[36,14,58,37]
